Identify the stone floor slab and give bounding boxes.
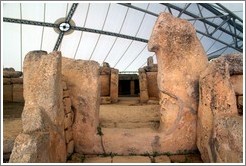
[83,156,112,163]
[113,156,151,163]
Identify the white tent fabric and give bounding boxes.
[2,2,244,72]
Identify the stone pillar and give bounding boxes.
[10,51,66,162]
[148,13,208,137]
[147,56,153,66]
[62,57,101,154]
[130,80,135,96]
[110,68,119,103]
[139,68,149,103]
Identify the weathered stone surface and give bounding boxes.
[146,72,159,99]
[3,78,11,85]
[148,11,208,148]
[143,64,158,72]
[113,156,151,163]
[63,97,72,114]
[3,67,15,72]
[13,84,24,102]
[147,56,154,66]
[101,96,111,104]
[3,138,15,153]
[9,132,50,163]
[84,156,112,163]
[64,111,74,129]
[22,106,48,133]
[65,127,73,143]
[3,84,13,102]
[155,155,171,163]
[215,53,243,75]
[237,96,243,115]
[197,57,241,163]
[110,68,119,103]
[230,75,243,95]
[22,50,66,162]
[63,90,70,98]
[139,70,149,103]
[130,80,135,95]
[3,71,23,78]
[100,75,110,96]
[67,140,74,157]
[11,78,23,84]
[62,81,67,90]
[103,62,110,67]
[100,66,111,75]
[62,57,101,154]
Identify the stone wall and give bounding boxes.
[100,62,119,104]
[197,53,243,163]
[139,56,159,103]
[10,51,66,163]
[3,68,24,102]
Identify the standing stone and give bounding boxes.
[110,68,119,103]
[10,50,66,162]
[197,56,242,163]
[13,84,24,102]
[100,75,110,96]
[3,84,13,102]
[139,68,149,103]
[146,72,159,99]
[62,57,101,154]
[148,12,208,147]
[147,56,154,66]
[130,80,135,96]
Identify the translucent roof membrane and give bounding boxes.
[2,2,243,72]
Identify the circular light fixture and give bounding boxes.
[54,17,76,35]
[59,22,71,32]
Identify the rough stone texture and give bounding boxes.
[65,127,73,143]
[100,75,110,96]
[84,156,112,163]
[130,80,135,95]
[101,96,111,104]
[147,56,154,66]
[13,50,66,162]
[67,140,74,157]
[13,84,24,102]
[229,75,243,95]
[197,57,242,163]
[139,69,149,103]
[148,12,208,152]
[113,156,151,163]
[63,97,72,114]
[3,84,13,102]
[3,71,23,78]
[146,72,159,99]
[110,68,119,102]
[62,57,101,154]
[64,111,74,129]
[237,96,243,115]
[3,78,11,85]
[100,66,111,75]
[9,132,50,163]
[154,155,171,163]
[11,78,23,84]
[63,90,70,98]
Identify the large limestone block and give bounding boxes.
[110,68,119,103]
[100,75,110,96]
[3,71,22,78]
[148,13,208,136]
[13,84,24,102]
[22,50,66,162]
[139,69,149,103]
[62,57,101,154]
[197,57,240,162]
[3,78,11,85]
[146,72,159,99]
[9,132,50,163]
[230,75,243,95]
[3,84,13,102]
[11,78,23,84]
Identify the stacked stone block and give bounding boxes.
[3,68,24,102]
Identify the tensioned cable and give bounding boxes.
[113,3,150,68]
[102,5,130,63]
[58,3,69,51]
[123,44,147,71]
[40,3,46,50]
[89,3,111,60]
[73,3,90,59]
[19,4,23,68]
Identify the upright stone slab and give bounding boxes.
[100,75,110,96]
[139,68,149,103]
[10,51,66,162]
[62,58,101,154]
[197,55,242,163]
[148,13,208,141]
[146,72,159,99]
[110,68,119,103]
